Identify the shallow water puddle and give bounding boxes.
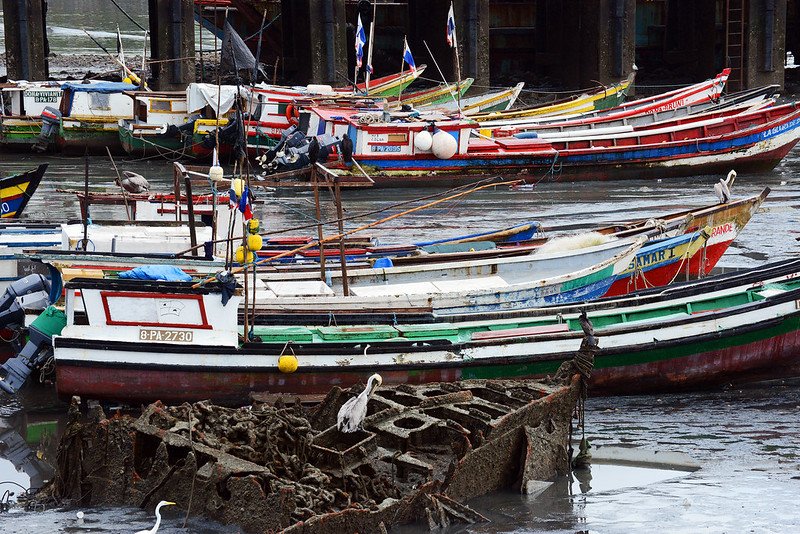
[570,461,693,494]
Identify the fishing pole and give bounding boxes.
[82,29,147,89]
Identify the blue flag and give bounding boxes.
[403,38,416,73]
[355,15,366,68]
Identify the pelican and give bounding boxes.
[337,372,382,433]
[713,170,736,204]
[135,501,175,534]
[340,133,354,163]
[118,171,151,194]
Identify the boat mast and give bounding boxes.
[365,1,377,93]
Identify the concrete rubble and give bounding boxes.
[37,369,584,533]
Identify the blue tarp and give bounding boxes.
[60,82,137,94]
[118,265,193,282]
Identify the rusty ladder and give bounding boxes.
[725,0,746,91]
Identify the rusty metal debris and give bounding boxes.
[37,368,584,532]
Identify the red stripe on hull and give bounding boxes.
[54,325,800,404]
[590,329,800,395]
[605,240,733,297]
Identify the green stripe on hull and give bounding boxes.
[462,312,800,381]
[595,313,800,369]
[370,79,417,98]
[560,264,614,292]
[119,127,186,157]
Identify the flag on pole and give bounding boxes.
[355,14,367,68]
[446,2,457,48]
[402,37,417,73]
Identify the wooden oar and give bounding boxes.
[192,176,522,287]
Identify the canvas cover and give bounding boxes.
[186,83,249,116]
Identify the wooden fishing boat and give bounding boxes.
[0,165,47,219]
[478,69,733,131]
[349,66,427,97]
[391,78,474,108]
[118,91,192,158]
[0,82,63,151]
[57,81,137,154]
[49,257,800,403]
[430,83,526,115]
[468,69,637,122]
[304,100,800,186]
[489,86,778,139]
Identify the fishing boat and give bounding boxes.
[294,100,800,186]
[392,78,474,108]
[468,69,637,122]
[0,81,63,151]
[118,90,192,158]
[429,82,526,115]
[0,165,48,219]
[478,69,733,132]
[57,81,137,154]
[348,66,427,97]
[47,257,800,403]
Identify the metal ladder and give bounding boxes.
[725,0,746,91]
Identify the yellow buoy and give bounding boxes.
[247,233,263,252]
[123,77,132,85]
[231,178,245,198]
[278,354,298,373]
[247,218,260,234]
[234,246,254,264]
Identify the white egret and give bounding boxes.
[337,373,382,433]
[713,170,736,204]
[135,500,176,534]
[118,171,151,194]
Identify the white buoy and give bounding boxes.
[414,130,433,152]
[431,130,458,159]
[76,511,85,525]
[209,148,224,182]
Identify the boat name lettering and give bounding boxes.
[655,98,686,112]
[139,329,194,342]
[371,145,402,153]
[0,202,9,214]
[710,223,734,237]
[761,118,798,139]
[24,90,59,103]
[368,134,388,143]
[627,248,676,271]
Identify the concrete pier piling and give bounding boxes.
[147,0,196,91]
[2,0,48,81]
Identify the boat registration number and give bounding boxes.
[139,329,194,343]
[371,145,401,152]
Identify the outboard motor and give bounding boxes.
[32,106,62,153]
[0,306,66,395]
[0,274,60,395]
[0,274,51,333]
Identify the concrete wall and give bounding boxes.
[2,0,48,81]
[745,0,787,90]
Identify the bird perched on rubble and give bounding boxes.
[118,170,151,194]
[337,373,382,433]
[135,500,175,534]
[713,170,736,204]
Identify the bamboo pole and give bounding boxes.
[312,166,327,282]
[192,178,521,288]
[105,147,131,222]
[334,178,350,296]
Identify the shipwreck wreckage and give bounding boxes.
[33,319,596,532]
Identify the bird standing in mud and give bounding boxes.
[135,500,175,534]
[118,171,151,194]
[713,170,736,204]
[337,373,382,433]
